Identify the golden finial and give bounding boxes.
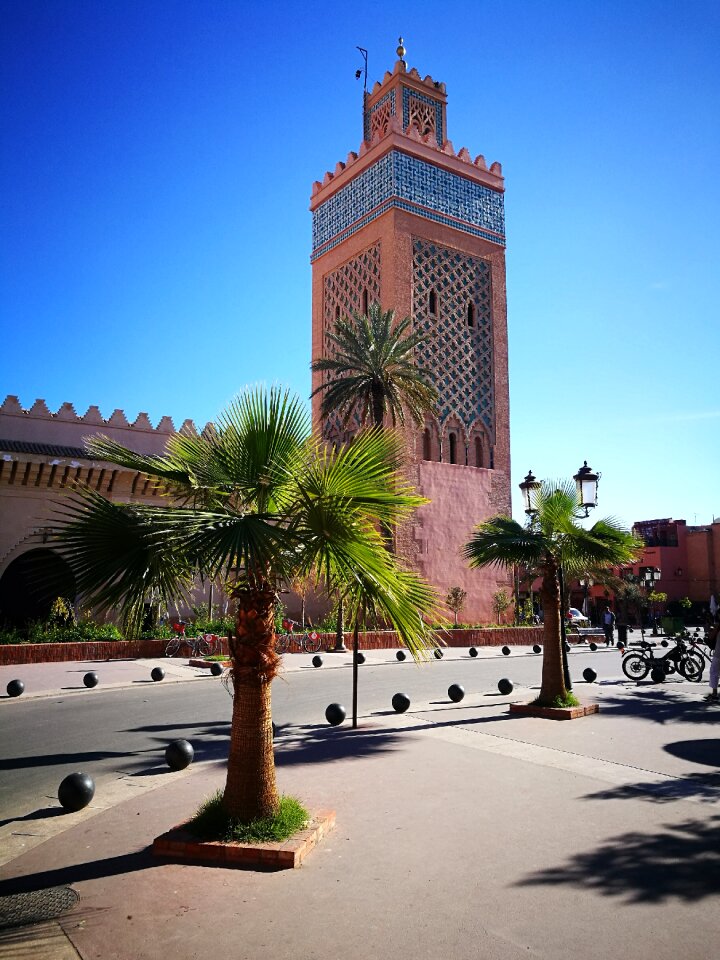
[396,36,406,64]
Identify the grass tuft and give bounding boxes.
[188,790,310,843]
[531,692,581,709]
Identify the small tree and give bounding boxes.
[492,588,511,625]
[446,586,467,626]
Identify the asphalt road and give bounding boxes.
[0,646,623,821]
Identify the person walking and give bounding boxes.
[602,606,616,646]
[704,621,720,703]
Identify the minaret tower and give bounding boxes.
[310,41,511,620]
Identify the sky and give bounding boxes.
[1,0,719,529]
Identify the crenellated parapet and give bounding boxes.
[0,395,210,457]
[310,57,505,261]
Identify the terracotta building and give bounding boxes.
[310,46,512,620]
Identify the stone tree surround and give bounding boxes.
[0,627,544,665]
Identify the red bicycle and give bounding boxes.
[275,618,322,654]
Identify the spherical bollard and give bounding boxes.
[83,672,99,688]
[396,650,407,661]
[469,646,478,658]
[165,739,194,771]
[6,679,24,698]
[616,640,624,649]
[448,683,465,703]
[583,667,597,683]
[210,662,223,677]
[434,649,444,660]
[498,678,514,696]
[325,703,346,726]
[564,642,571,652]
[650,666,666,684]
[151,666,165,682]
[58,772,95,812]
[312,655,323,668]
[661,639,669,648]
[392,692,411,713]
[589,642,598,652]
[532,644,542,654]
[501,645,511,656]
[354,651,365,665]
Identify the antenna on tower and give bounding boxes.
[356,46,368,135]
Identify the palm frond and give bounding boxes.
[464,516,547,569]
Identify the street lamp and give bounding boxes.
[573,461,600,517]
[519,470,541,515]
[519,461,600,691]
[641,567,662,635]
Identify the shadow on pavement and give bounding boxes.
[582,770,720,804]
[664,738,720,766]
[0,807,66,829]
[516,814,720,903]
[0,849,160,896]
[274,725,408,766]
[591,688,717,725]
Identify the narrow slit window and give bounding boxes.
[475,437,483,467]
[428,289,437,315]
[362,288,369,315]
[423,429,431,461]
[467,301,475,327]
[449,432,457,465]
[335,305,341,322]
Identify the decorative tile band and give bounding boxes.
[311,151,505,257]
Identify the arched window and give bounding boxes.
[474,436,483,467]
[362,288,369,315]
[423,428,431,461]
[467,301,475,328]
[428,289,437,315]
[449,432,457,464]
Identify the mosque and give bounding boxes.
[0,43,512,627]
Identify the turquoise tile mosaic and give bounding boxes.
[312,151,504,259]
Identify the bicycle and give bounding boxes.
[275,619,322,654]
[165,622,212,658]
[621,637,704,682]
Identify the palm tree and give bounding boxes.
[463,481,641,705]
[52,387,438,823]
[311,302,438,430]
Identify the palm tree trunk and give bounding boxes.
[223,581,281,821]
[539,556,568,704]
[371,382,384,429]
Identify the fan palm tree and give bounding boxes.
[52,387,438,823]
[311,302,438,430]
[463,481,641,705]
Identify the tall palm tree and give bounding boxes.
[52,387,438,823]
[311,302,438,430]
[463,481,641,705]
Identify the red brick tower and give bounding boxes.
[310,44,511,620]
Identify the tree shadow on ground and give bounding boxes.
[274,725,408,766]
[516,814,720,903]
[0,849,159,896]
[593,687,718,725]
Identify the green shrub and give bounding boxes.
[189,790,309,843]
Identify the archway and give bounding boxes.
[0,549,76,628]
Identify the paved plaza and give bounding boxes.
[0,649,718,959]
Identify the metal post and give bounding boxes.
[351,616,360,729]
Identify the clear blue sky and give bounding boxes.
[2,0,718,528]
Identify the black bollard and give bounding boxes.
[434,649,444,660]
[83,672,99,688]
[325,703,346,726]
[589,642,597,652]
[165,739,194,771]
[312,655,323,668]
[354,652,365,665]
[396,650,407,661]
[583,667,597,683]
[391,692,411,713]
[532,644,542,654]
[6,679,24,698]
[210,662,223,677]
[497,678,513,695]
[58,772,95,812]
[448,683,465,703]
[469,647,478,657]
[151,667,165,682]
[501,645,511,656]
